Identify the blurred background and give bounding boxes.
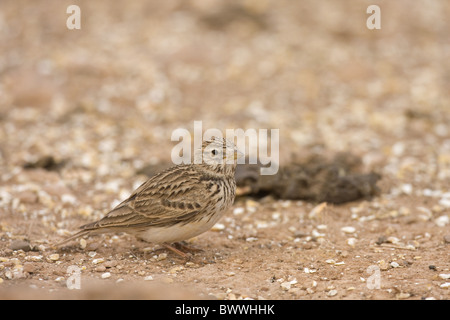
[0,0,450,300]
[0,0,449,185]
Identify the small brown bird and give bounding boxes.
[58,137,243,257]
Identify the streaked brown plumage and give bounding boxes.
[58,138,243,256]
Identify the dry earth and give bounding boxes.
[0,0,449,300]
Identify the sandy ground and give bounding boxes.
[0,0,449,300]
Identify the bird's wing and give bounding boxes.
[80,165,210,231]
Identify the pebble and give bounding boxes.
[101,272,111,279]
[435,215,449,227]
[386,236,400,244]
[396,292,410,299]
[61,194,77,205]
[157,253,167,261]
[327,289,338,297]
[21,263,34,274]
[347,238,357,247]
[95,266,106,272]
[401,184,413,195]
[211,223,225,231]
[341,226,356,234]
[92,258,105,265]
[280,282,291,291]
[444,235,450,244]
[440,283,450,289]
[10,240,32,252]
[104,260,118,268]
[144,275,153,281]
[79,239,87,249]
[438,274,450,280]
[233,207,245,215]
[49,254,59,261]
[169,266,184,274]
[439,198,450,208]
[378,260,389,270]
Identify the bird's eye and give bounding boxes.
[211,149,218,156]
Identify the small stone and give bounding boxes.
[49,254,59,261]
[10,240,32,252]
[79,239,87,249]
[435,215,449,227]
[347,238,357,247]
[401,184,413,195]
[25,255,43,262]
[390,261,400,268]
[144,275,153,281]
[157,253,167,261]
[61,194,77,205]
[95,266,106,272]
[5,271,13,280]
[92,258,105,265]
[440,282,450,289]
[233,207,245,215]
[439,198,450,208]
[327,289,338,297]
[211,223,225,231]
[214,293,228,300]
[444,235,450,244]
[104,260,118,268]
[438,274,450,280]
[101,272,111,279]
[396,292,410,299]
[281,282,291,290]
[386,236,400,244]
[168,266,184,274]
[378,260,389,270]
[86,242,100,251]
[341,226,356,234]
[23,263,37,274]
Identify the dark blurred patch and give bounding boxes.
[195,3,268,31]
[9,239,34,252]
[138,152,381,205]
[235,152,380,204]
[23,155,66,171]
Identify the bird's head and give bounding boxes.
[194,137,243,167]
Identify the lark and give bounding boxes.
[58,138,243,257]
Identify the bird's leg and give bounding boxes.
[175,241,204,253]
[162,243,190,258]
